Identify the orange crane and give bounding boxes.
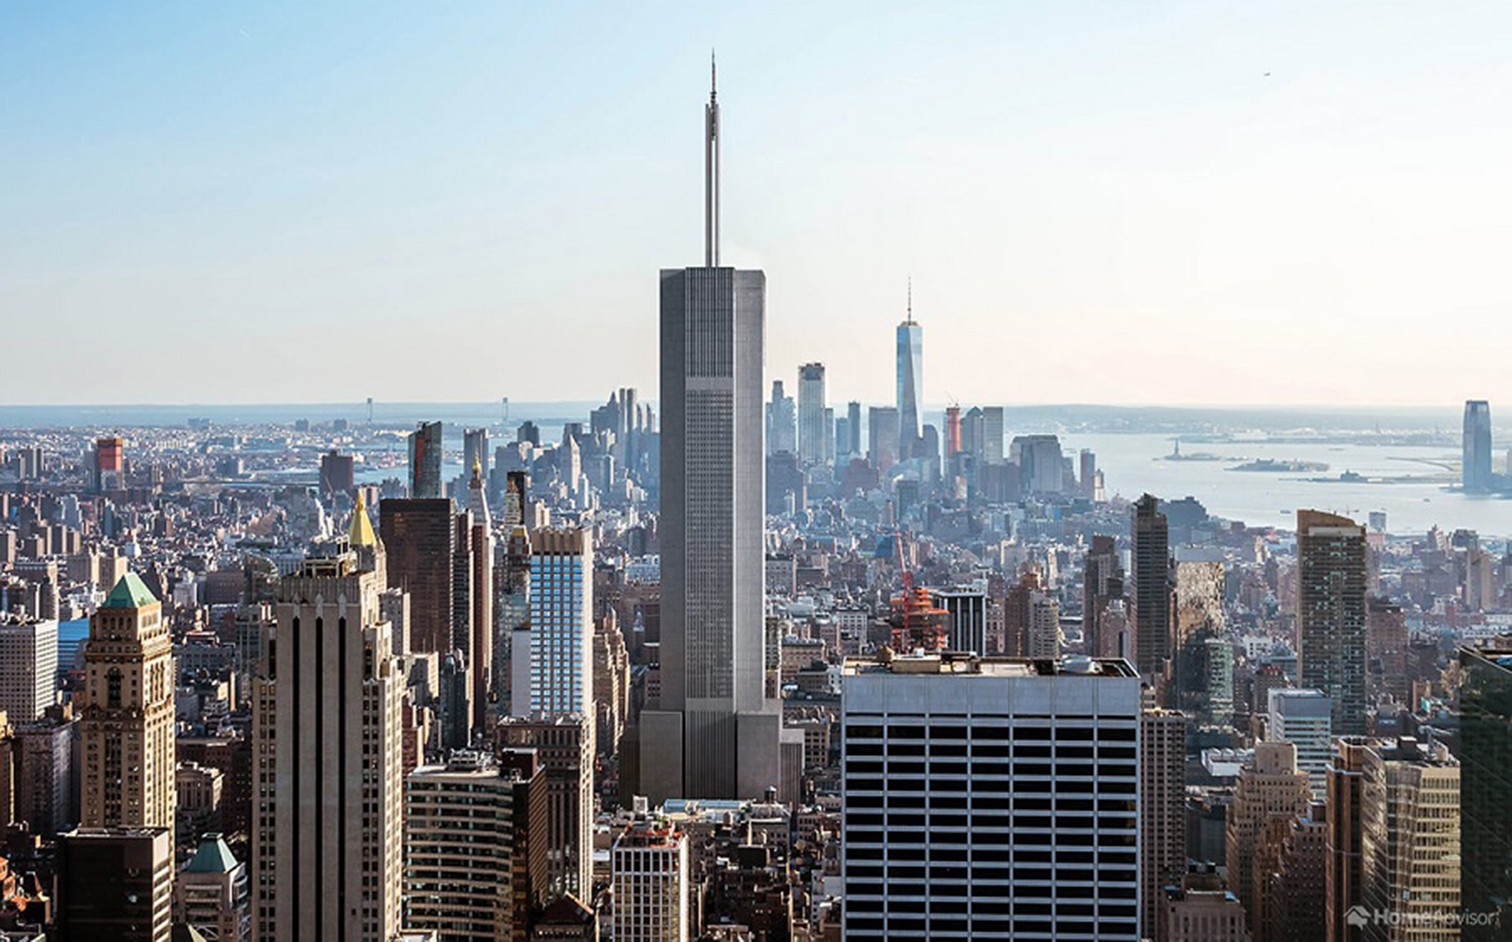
[889,525,949,652]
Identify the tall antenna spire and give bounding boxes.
[906,276,914,324]
[704,51,720,267]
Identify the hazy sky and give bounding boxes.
[4,2,1511,407]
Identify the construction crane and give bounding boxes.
[889,524,949,653]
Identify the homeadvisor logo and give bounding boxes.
[1345,905,1499,928]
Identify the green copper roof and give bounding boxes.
[102,572,158,608]
[183,834,238,874]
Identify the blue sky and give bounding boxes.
[4,2,1511,406]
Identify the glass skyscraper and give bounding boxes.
[896,309,923,462]
[1463,399,1493,493]
[1459,645,1512,938]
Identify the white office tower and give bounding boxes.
[840,653,1142,941]
[644,61,782,802]
[252,537,404,941]
[612,800,690,942]
[0,616,57,722]
[1267,687,1333,799]
[514,527,594,718]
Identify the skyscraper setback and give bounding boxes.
[642,64,781,802]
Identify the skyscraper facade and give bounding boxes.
[867,406,899,475]
[80,573,176,834]
[797,362,827,466]
[380,497,456,656]
[765,381,796,457]
[410,420,443,499]
[643,67,779,802]
[1359,739,1461,940]
[58,827,174,942]
[1458,646,1512,939]
[466,464,494,731]
[1297,510,1368,737]
[1268,688,1333,799]
[1463,399,1493,493]
[841,653,1142,941]
[896,303,922,462]
[1141,709,1187,940]
[1131,494,1171,686]
[523,528,594,717]
[0,616,57,723]
[845,401,862,458]
[252,538,404,941]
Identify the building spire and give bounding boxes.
[906,276,914,324]
[704,51,720,267]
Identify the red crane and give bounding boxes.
[889,525,949,653]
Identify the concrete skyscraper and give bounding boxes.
[797,362,827,466]
[765,380,796,457]
[409,420,443,499]
[1297,510,1368,737]
[1463,399,1493,493]
[252,536,404,941]
[896,287,923,462]
[80,573,176,835]
[642,61,782,802]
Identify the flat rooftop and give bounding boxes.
[844,653,1138,678]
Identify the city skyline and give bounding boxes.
[7,3,1512,406]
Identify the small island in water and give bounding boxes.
[1229,459,1330,473]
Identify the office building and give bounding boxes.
[465,464,494,731]
[1172,549,1224,718]
[14,711,76,835]
[252,538,404,941]
[1083,535,1124,660]
[1141,709,1187,940]
[867,406,899,475]
[497,714,594,900]
[176,832,251,942]
[1325,737,1366,942]
[1267,688,1332,798]
[930,587,987,653]
[1026,592,1062,659]
[1132,494,1172,686]
[319,449,355,497]
[1457,647,1512,939]
[93,435,125,492]
[1160,867,1248,942]
[80,573,176,834]
[1365,597,1408,706]
[643,67,780,803]
[1359,739,1460,941]
[519,528,594,717]
[1463,399,1493,493]
[464,427,491,490]
[981,406,1004,463]
[1225,741,1312,932]
[410,420,444,498]
[496,523,531,716]
[766,381,796,457]
[1009,434,1064,495]
[0,616,57,722]
[896,296,923,461]
[57,827,173,942]
[381,497,456,656]
[841,653,1142,941]
[1297,510,1368,737]
[797,362,827,466]
[404,750,548,942]
[844,400,862,457]
[1079,449,1097,498]
[612,805,690,942]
